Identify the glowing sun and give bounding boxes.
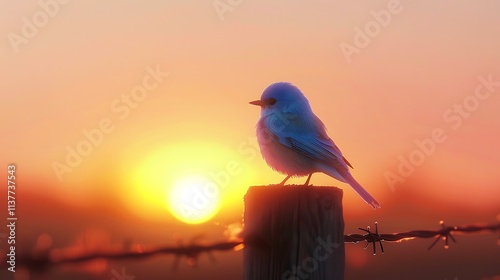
[168,176,220,224]
[123,141,253,223]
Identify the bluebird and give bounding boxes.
[250,82,380,209]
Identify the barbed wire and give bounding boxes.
[344,220,500,254]
[8,220,500,271]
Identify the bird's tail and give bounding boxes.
[324,166,381,209]
[343,171,381,209]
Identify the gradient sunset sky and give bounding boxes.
[1,1,499,279]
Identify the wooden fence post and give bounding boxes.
[243,185,345,280]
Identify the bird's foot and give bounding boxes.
[278,175,291,186]
[303,173,313,186]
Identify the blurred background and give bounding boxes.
[1,0,499,279]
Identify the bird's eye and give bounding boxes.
[268,98,277,105]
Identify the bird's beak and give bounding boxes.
[249,100,263,106]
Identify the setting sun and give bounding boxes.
[168,176,220,224]
[122,141,255,223]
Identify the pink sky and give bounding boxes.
[0,0,499,279]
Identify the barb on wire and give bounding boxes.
[427,220,456,250]
[5,220,499,270]
[358,222,384,255]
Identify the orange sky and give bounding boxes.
[1,0,499,279]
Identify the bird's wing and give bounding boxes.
[265,109,352,169]
[284,133,352,170]
[312,115,354,169]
